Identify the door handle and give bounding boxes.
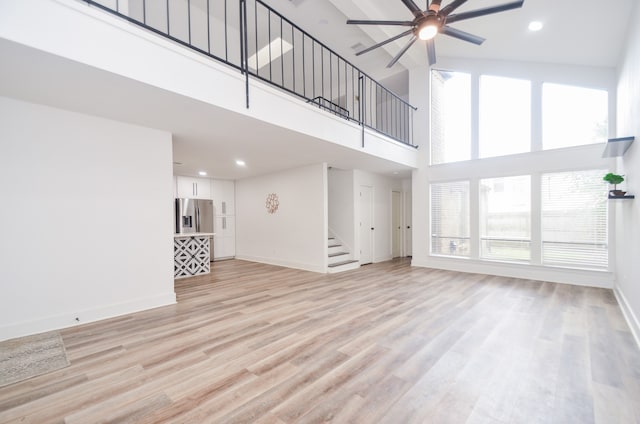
[371,227,374,230]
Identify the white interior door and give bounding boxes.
[392,191,401,258]
[359,185,373,265]
[405,191,412,257]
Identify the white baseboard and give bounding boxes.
[614,286,640,351]
[235,255,325,274]
[0,292,176,342]
[411,256,613,288]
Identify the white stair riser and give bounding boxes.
[327,261,360,273]
[328,253,350,265]
[328,245,344,255]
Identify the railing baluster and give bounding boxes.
[206,0,211,54]
[253,0,258,71]
[302,34,306,98]
[268,10,272,81]
[187,0,191,45]
[224,0,228,61]
[292,25,295,93]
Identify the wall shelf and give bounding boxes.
[602,136,634,157]
[608,195,635,199]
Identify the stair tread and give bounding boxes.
[328,244,342,248]
[328,260,359,268]
[328,252,349,257]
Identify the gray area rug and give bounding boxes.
[0,331,70,387]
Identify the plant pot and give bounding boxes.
[610,190,627,197]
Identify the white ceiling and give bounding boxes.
[271,0,634,80]
[1,0,634,181]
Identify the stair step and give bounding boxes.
[328,244,342,248]
[328,252,349,258]
[328,259,359,268]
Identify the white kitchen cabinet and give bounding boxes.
[210,179,235,215]
[213,215,236,259]
[176,176,211,199]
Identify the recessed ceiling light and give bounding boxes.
[528,21,543,31]
[198,171,207,176]
[236,160,246,166]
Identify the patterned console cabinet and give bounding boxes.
[174,233,213,279]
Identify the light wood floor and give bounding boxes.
[1,259,640,423]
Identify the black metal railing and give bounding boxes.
[83,0,417,146]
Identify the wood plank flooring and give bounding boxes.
[1,258,640,423]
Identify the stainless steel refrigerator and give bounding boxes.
[175,198,215,261]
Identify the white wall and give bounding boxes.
[410,57,618,287]
[353,170,404,263]
[615,1,640,343]
[328,169,355,252]
[0,97,175,341]
[235,163,328,272]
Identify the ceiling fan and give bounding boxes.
[347,0,525,67]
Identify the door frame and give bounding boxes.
[359,185,374,265]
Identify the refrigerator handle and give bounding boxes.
[195,206,200,232]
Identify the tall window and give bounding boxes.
[431,70,471,164]
[542,83,608,150]
[541,170,608,269]
[431,181,470,257]
[479,75,531,158]
[480,176,531,262]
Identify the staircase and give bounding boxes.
[327,236,359,273]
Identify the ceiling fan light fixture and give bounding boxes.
[418,23,438,40]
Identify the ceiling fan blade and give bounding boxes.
[429,0,443,12]
[439,0,469,17]
[387,35,417,68]
[347,19,415,26]
[445,0,524,24]
[440,25,485,45]
[400,0,424,17]
[426,39,437,66]
[355,29,414,56]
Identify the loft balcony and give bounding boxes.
[0,0,418,177]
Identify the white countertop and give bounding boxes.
[174,232,216,238]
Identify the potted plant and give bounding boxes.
[603,173,625,197]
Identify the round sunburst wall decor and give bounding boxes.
[265,193,279,214]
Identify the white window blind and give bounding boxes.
[431,181,470,257]
[479,175,531,262]
[541,170,608,269]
